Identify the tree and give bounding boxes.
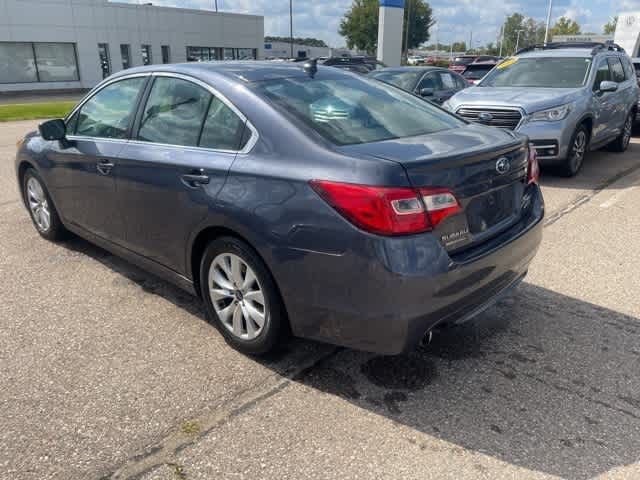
[403,0,435,52]
[499,13,546,55]
[604,16,618,35]
[451,41,467,52]
[339,0,434,54]
[551,17,581,36]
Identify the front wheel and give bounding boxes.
[199,236,288,355]
[559,125,589,177]
[22,168,67,241]
[608,112,634,153]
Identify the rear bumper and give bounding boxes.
[276,185,544,355]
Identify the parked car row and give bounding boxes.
[373,43,639,177]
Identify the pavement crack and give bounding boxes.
[103,346,340,480]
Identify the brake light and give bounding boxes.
[310,180,461,236]
[527,146,540,184]
[420,189,462,226]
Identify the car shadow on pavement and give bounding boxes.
[58,233,328,362]
[57,236,640,479]
[540,142,640,191]
[296,283,640,480]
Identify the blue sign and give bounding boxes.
[379,0,404,7]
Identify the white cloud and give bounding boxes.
[115,0,631,47]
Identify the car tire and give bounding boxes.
[608,111,634,153]
[22,168,67,241]
[199,236,289,355]
[559,125,589,177]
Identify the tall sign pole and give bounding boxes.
[377,0,405,67]
[544,0,553,45]
[289,0,294,58]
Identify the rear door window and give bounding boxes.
[438,72,457,89]
[608,57,626,83]
[138,77,211,147]
[199,96,247,151]
[417,73,440,91]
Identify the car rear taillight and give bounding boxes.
[527,146,540,184]
[420,189,462,227]
[310,180,460,236]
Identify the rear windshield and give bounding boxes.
[462,65,495,79]
[369,70,422,90]
[452,57,476,66]
[480,57,592,88]
[253,76,464,146]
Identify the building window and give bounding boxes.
[236,48,257,60]
[141,44,152,65]
[223,48,235,60]
[0,42,79,84]
[161,45,170,64]
[98,43,111,79]
[186,46,220,62]
[0,42,38,83]
[120,44,131,69]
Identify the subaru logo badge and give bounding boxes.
[495,157,510,175]
[478,112,493,122]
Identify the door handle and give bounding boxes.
[181,170,210,188]
[96,159,114,175]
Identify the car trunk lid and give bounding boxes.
[337,124,529,253]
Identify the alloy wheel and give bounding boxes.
[208,253,266,340]
[26,177,51,232]
[570,130,587,173]
[623,115,633,149]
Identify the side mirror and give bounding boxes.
[38,119,66,141]
[599,81,618,93]
[420,88,435,97]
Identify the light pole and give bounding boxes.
[515,29,525,54]
[214,0,218,12]
[499,18,506,57]
[544,0,553,45]
[404,0,412,60]
[289,0,294,58]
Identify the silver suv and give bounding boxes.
[444,43,639,176]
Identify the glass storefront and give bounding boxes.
[98,43,111,79]
[120,44,131,70]
[186,47,257,62]
[0,42,79,83]
[141,44,152,65]
[186,46,221,62]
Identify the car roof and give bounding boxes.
[109,61,353,83]
[517,46,627,60]
[372,67,447,74]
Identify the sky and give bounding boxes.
[117,0,640,47]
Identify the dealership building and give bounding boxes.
[615,12,640,57]
[0,0,264,93]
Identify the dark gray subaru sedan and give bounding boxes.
[16,62,544,355]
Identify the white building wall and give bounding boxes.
[0,0,264,92]
[615,13,640,57]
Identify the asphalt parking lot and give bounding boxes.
[2,120,640,480]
